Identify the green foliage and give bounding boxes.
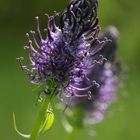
[40,110,55,132]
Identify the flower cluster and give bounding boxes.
[18,0,120,125]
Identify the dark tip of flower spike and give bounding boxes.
[59,0,99,40]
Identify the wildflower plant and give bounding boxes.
[14,0,121,139]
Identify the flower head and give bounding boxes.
[18,0,120,126]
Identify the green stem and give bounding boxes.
[29,96,50,140]
[68,129,78,140]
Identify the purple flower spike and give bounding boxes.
[18,0,120,125]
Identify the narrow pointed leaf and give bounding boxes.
[13,112,30,139]
[40,111,54,132]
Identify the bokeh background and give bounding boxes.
[0,0,140,140]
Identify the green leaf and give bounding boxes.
[13,112,30,139]
[40,111,55,132]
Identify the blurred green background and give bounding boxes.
[0,0,140,140]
